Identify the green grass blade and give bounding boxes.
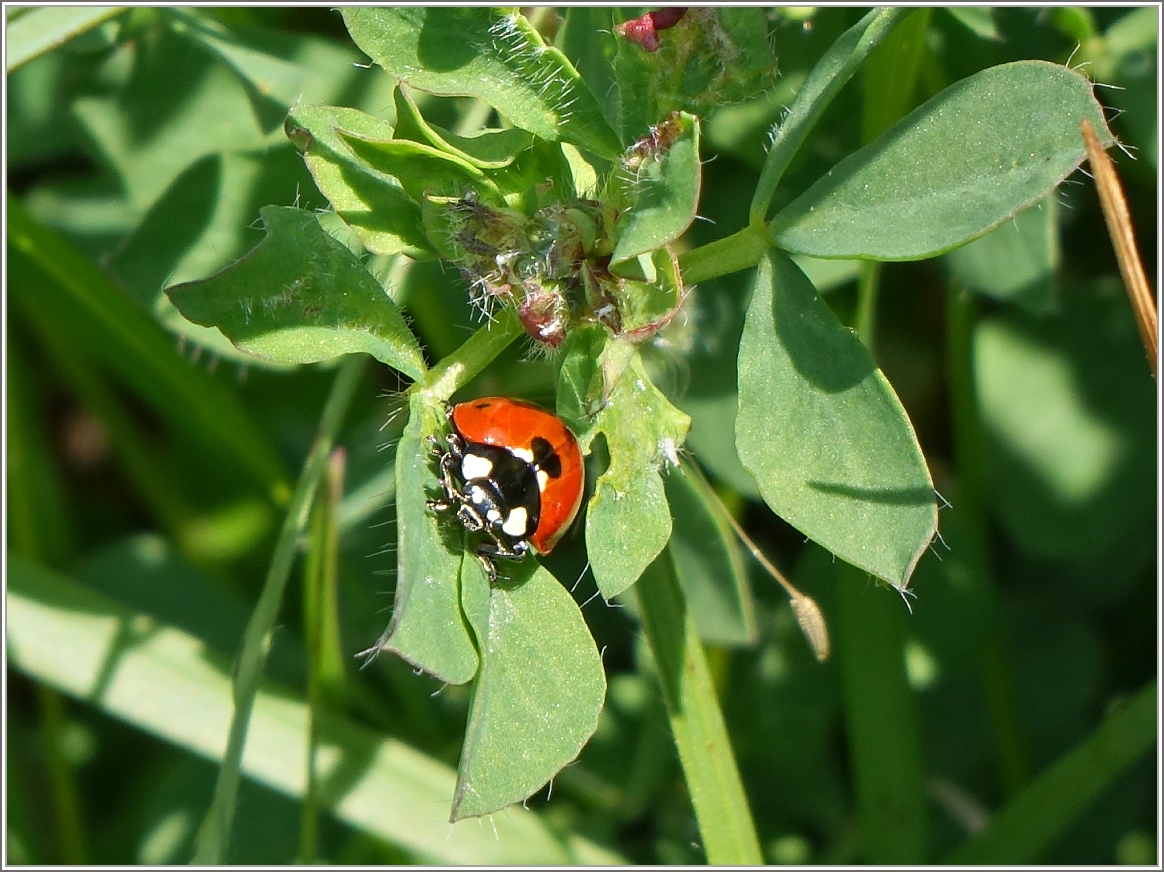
[5,331,75,566]
[835,564,928,863]
[947,681,1157,864]
[7,194,290,503]
[946,285,1031,794]
[300,450,347,863]
[14,299,205,552]
[193,354,365,863]
[5,556,625,864]
[635,552,763,864]
[5,6,124,72]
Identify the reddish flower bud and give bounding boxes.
[518,283,569,348]
[616,8,686,52]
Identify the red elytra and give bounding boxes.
[449,397,585,554]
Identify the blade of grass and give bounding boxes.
[946,283,1031,795]
[300,448,348,864]
[5,556,625,864]
[635,551,763,864]
[835,565,928,862]
[13,297,210,557]
[750,7,908,226]
[4,6,125,72]
[193,353,365,863]
[946,681,1157,864]
[5,330,75,567]
[32,685,87,864]
[7,195,290,504]
[7,335,87,864]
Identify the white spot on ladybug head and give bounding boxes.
[486,508,502,523]
[502,507,529,537]
[536,469,549,491]
[511,446,534,464]
[461,452,493,481]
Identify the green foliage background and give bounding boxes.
[6,6,1158,865]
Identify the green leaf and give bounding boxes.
[947,681,1157,865]
[586,354,691,600]
[341,8,622,159]
[4,6,125,72]
[610,113,701,267]
[614,246,686,340]
[107,148,321,369]
[5,556,623,864]
[285,104,433,259]
[635,552,763,864]
[71,26,272,213]
[946,199,1060,312]
[944,7,1002,41]
[771,60,1114,260]
[166,206,427,380]
[392,85,535,169]
[555,323,608,440]
[451,560,606,821]
[736,250,937,590]
[365,393,479,686]
[973,281,1157,560]
[337,129,495,203]
[165,8,307,126]
[665,462,756,646]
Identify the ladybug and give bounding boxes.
[428,397,585,580]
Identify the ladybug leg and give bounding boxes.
[476,552,499,584]
[427,433,467,514]
[475,535,529,562]
[473,537,528,585]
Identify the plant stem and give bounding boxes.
[679,222,769,285]
[421,307,522,401]
[635,552,763,864]
[193,353,365,864]
[853,261,882,351]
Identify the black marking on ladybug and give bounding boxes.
[529,436,561,479]
[428,433,542,580]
